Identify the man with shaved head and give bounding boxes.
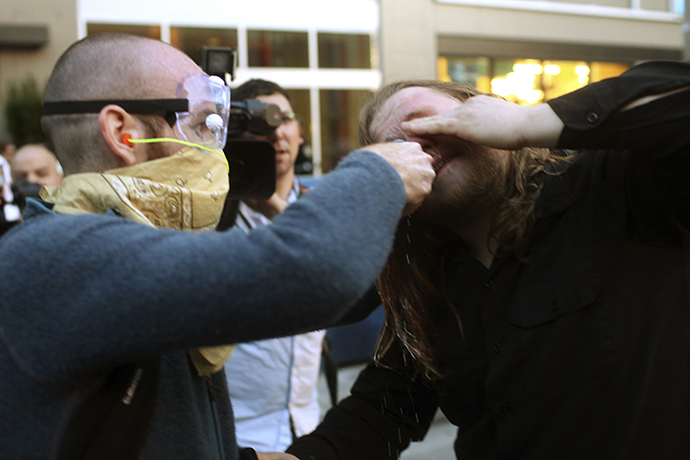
[0,33,435,460]
[10,144,62,187]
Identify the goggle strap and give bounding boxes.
[43,99,189,124]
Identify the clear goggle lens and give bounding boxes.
[175,74,230,151]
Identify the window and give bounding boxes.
[439,57,492,93]
[170,27,238,67]
[439,56,630,104]
[318,33,372,69]
[247,30,309,68]
[87,23,160,39]
[319,89,370,173]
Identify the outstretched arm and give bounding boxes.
[402,62,690,153]
[401,95,564,150]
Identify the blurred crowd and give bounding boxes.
[0,140,62,234]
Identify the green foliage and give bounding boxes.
[4,75,46,146]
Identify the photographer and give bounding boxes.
[0,32,435,460]
[0,152,20,234]
[221,79,325,452]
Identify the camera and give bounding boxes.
[11,179,42,210]
[0,178,38,236]
[202,46,278,200]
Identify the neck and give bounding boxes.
[275,170,295,200]
[444,208,499,269]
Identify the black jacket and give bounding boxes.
[287,61,690,460]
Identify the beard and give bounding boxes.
[414,142,509,228]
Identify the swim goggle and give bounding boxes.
[42,73,231,155]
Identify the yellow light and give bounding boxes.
[544,65,561,75]
[575,65,590,77]
[518,89,543,104]
[507,71,535,87]
[491,73,542,105]
[491,78,511,96]
[513,63,543,75]
[437,57,450,82]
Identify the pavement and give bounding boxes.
[317,362,457,460]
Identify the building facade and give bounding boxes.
[0,0,78,145]
[0,0,686,174]
[380,0,685,105]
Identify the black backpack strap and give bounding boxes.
[58,357,160,460]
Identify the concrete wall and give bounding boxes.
[0,0,78,140]
[379,0,439,83]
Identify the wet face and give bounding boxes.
[10,146,62,186]
[370,87,510,224]
[253,93,303,180]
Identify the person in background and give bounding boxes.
[10,143,63,187]
[221,79,328,452]
[0,32,435,460]
[261,61,690,460]
[0,146,20,232]
[0,141,16,162]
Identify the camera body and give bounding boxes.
[10,179,42,210]
[202,46,279,200]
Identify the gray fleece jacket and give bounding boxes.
[0,150,405,460]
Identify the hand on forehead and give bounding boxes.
[371,87,461,143]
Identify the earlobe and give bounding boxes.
[98,105,143,166]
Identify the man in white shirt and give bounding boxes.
[0,153,20,231]
[223,79,325,451]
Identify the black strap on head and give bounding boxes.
[43,99,189,127]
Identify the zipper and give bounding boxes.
[122,367,144,405]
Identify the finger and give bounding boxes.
[401,115,457,137]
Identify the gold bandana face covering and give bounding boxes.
[41,146,235,376]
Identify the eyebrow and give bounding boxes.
[404,107,438,122]
[378,107,439,141]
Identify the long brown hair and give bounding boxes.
[362,80,559,380]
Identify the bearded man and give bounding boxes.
[275,61,690,460]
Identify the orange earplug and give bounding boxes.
[122,133,133,146]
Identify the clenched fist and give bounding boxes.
[363,141,435,216]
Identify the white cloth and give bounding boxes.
[225,180,326,451]
[0,156,20,222]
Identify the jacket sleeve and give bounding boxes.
[0,150,406,381]
[547,60,690,245]
[287,340,439,460]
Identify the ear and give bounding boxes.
[98,105,147,166]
